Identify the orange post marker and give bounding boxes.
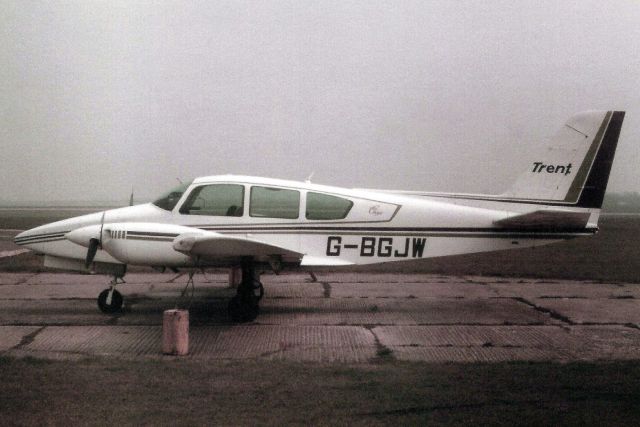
[162,309,189,355]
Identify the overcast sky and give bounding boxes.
[2,0,639,204]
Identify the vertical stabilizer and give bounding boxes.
[502,111,625,208]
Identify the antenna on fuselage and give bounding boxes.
[176,177,183,184]
[305,171,315,183]
[129,187,134,206]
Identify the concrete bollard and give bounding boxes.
[162,309,189,355]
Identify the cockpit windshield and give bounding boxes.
[152,180,193,211]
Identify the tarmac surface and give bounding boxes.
[2,270,640,362]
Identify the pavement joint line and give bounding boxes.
[579,322,640,326]
[512,296,575,325]
[410,344,527,349]
[12,325,46,350]
[363,324,395,362]
[13,272,39,286]
[464,278,503,296]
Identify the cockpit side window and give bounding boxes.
[179,184,245,216]
[152,180,193,211]
[306,192,353,220]
[250,186,300,219]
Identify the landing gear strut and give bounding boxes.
[228,259,264,322]
[98,276,125,314]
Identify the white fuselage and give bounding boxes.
[14,175,597,271]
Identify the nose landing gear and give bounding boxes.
[97,276,125,313]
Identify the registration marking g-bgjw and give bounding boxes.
[326,236,426,258]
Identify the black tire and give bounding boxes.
[98,289,124,314]
[228,295,259,322]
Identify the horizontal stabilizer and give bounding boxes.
[493,210,591,230]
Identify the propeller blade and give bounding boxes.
[98,211,106,247]
[85,238,100,268]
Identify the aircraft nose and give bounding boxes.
[65,225,102,248]
[13,227,66,247]
[14,229,30,246]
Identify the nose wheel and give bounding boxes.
[98,288,124,313]
[97,276,125,313]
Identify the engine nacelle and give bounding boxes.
[66,222,206,267]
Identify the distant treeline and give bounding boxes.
[603,192,640,213]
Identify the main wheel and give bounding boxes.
[227,295,259,322]
[98,289,124,314]
[253,280,264,301]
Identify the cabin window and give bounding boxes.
[306,192,353,220]
[152,180,193,211]
[179,184,244,216]
[250,186,300,219]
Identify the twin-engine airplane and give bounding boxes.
[15,111,625,321]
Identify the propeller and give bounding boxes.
[85,211,106,268]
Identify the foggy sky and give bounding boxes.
[2,0,639,204]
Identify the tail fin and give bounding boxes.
[503,110,625,208]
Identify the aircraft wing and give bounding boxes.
[172,232,303,260]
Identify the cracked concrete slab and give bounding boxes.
[2,272,640,362]
[489,281,640,299]
[329,281,498,299]
[390,345,559,362]
[256,298,550,326]
[0,325,41,352]
[190,325,376,361]
[373,325,579,362]
[0,273,36,286]
[19,325,376,362]
[567,326,640,360]
[531,298,640,324]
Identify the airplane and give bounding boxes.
[14,110,625,321]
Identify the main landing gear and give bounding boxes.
[228,260,264,322]
[93,263,264,320]
[97,276,125,314]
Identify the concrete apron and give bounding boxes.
[2,272,640,362]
